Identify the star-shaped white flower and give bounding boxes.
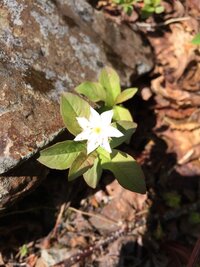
[74,107,123,154]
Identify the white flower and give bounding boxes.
[74,107,123,154]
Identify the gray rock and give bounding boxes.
[0,159,48,210]
[0,0,153,208]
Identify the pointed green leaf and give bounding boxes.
[191,33,200,45]
[100,149,146,194]
[83,157,102,188]
[155,5,164,14]
[123,5,133,15]
[154,0,162,6]
[110,120,137,148]
[115,88,137,104]
[68,152,97,181]
[38,141,86,170]
[75,82,106,102]
[97,147,111,162]
[144,0,151,5]
[113,105,133,121]
[60,92,90,136]
[99,67,121,106]
[141,6,154,18]
[142,5,155,12]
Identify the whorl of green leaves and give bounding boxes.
[38,67,146,194]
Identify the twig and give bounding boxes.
[51,207,148,267]
[135,16,191,29]
[68,206,120,226]
[41,203,70,248]
[52,203,68,238]
[49,199,200,266]
[51,223,142,267]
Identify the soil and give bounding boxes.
[1,1,200,266]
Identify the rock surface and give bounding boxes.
[0,0,153,208]
[0,159,47,210]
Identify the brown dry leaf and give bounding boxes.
[70,236,88,248]
[158,125,200,175]
[172,0,186,17]
[188,0,200,16]
[35,258,48,267]
[150,19,198,82]
[74,213,93,233]
[106,179,123,196]
[27,254,39,267]
[148,16,200,176]
[90,180,147,232]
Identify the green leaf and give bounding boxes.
[75,82,106,102]
[60,92,90,136]
[153,0,162,6]
[142,5,155,12]
[110,120,137,148]
[113,105,133,121]
[83,157,102,188]
[68,152,97,181]
[163,191,181,208]
[189,212,200,224]
[123,5,133,15]
[100,149,146,193]
[155,5,164,14]
[19,245,28,258]
[38,141,86,170]
[191,33,200,45]
[99,67,121,107]
[97,147,111,161]
[144,0,151,5]
[115,88,137,104]
[141,5,155,18]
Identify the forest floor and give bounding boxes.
[0,0,200,266]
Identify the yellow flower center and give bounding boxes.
[93,127,102,134]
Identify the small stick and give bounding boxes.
[135,16,191,29]
[52,203,67,238]
[51,223,137,267]
[68,206,120,226]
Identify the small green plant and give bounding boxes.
[112,0,137,15]
[112,0,164,17]
[163,191,181,209]
[19,244,28,259]
[141,0,164,18]
[188,212,200,225]
[38,67,146,193]
[191,33,200,45]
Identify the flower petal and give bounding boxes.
[101,138,112,153]
[74,130,90,141]
[106,126,124,138]
[76,117,90,129]
[89,107,101,123]
[100,110,113,126]
[87,137,100,154]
